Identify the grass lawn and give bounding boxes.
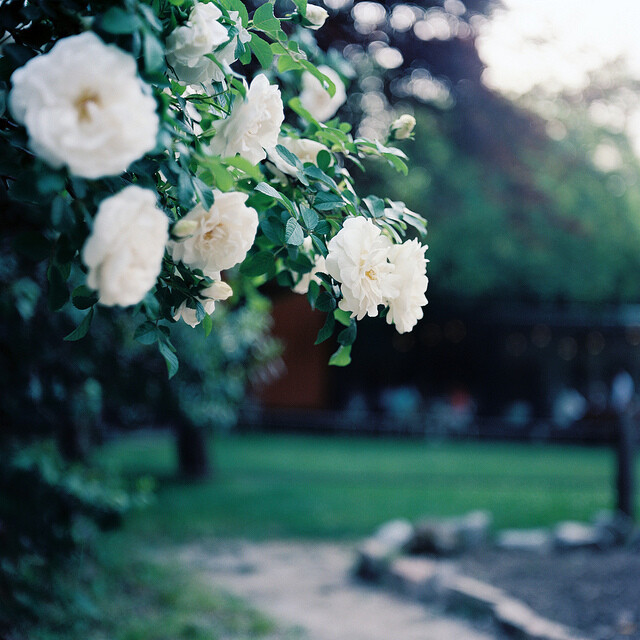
[101,432,634,541]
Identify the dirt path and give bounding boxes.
[178,540,498,640]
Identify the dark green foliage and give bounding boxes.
[360,105,640,304]
[0,444,144,635]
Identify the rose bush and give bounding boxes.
[299,64,347,122]
[9,32,159,179]
[1,0,428,377]
[209,73,284,163]
[169,190,259,275]
[82,186,169,307]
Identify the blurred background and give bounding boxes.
[260,0,640,444]
[4,1,640,639]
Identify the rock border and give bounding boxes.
[356,544,593,640]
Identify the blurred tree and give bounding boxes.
[313,1,640,304]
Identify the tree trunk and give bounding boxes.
[175,422,211,480]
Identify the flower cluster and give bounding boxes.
[2,0,428,375]
[325,217,428,333]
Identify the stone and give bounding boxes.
[442,574,506,614]
[410,518,461,555]
[592,510,634,546]
[553,521,612,550]
[459,510,492,549]
[496,528,552,553]
[494,597,591,640]
[354,538,395,581]
[373,518,414,551]
[386,556,441,600]
[410,511,492,556]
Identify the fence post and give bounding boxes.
[616,409,635,520]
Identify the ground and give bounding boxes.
[28,433,638,640]
[175,539,497,640]
[460,547,640,640]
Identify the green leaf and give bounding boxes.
[47,264,68,311]
[249,33,274,69]
[255,182,295,213]
[300,60,336,97]
[195,300,206,322]
[240,251,275,277]
[314,192,344,211]
[138,3,163,31]
[64,308,94,342]
[202,313,213,337]
[193,177,214,209]
[285,218,304,246]
[337,320,357,346]
[158,339,179,379]
[208,161,235,191]
[143,31,166,73]
[261,217,285,244]
[275,144,301,170]
[255,181,283,200]
[288,96,318,123]
[307,279,320,307]
[293,0,308,16]
[315,291,336,312]
[317,149,332,172]
[224,155,263,180]
[252,3,281,36]
[178,171,195,206]
[220,0,249,26]
[72,285,99,310]
[37,171,66,195]
[364,195,385,218]
[334,308,352,326]
[314,220,331,235]
[277,54,301,73]
[311,234,327,257]
[301,206,318,230]
[134,321,158,345]
[329,344,352,367]
[314,313,335,345]
[100,7,141,34]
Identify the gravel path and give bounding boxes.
[178,540,498,640]
[460,548,640,640]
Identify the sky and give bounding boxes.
[477,0,640,97]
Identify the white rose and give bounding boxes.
[209,74,284,164]
[174,280,233,328]
[390,114,416,140]
[299,65,346,122]
[385,239,429,333]
[305,4,329,29]
[9,32,158,179]
[208,11,251,83]
[325,217,398,320]
[82,186,168,307]
[169,190,258,274]
[165,2,228,85]
[293,237,327,294]
[266,136,330,177]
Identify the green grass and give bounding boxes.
[25,535,302,640]
[99,432,636,541]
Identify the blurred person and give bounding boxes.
[552,387,587,429]
[611,370,634,414]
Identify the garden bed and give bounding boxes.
[459,547,640,640]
